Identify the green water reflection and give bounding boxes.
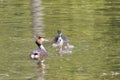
[42,0,120,80]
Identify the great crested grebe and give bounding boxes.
[52,30,74,55]
[30,36,48,63]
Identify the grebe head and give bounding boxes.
[38,36,42,39]
[37,36,45,44]
[57,30,62,36]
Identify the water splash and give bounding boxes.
[52,43,74,55]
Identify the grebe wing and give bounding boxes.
[53,36,59,43]
[61,36,68,42]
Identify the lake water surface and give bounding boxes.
[41,0,120,80]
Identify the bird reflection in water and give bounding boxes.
[36,62,46,80]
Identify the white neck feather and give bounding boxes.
[40,44,47,52]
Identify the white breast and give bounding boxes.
[57,37,63,46]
